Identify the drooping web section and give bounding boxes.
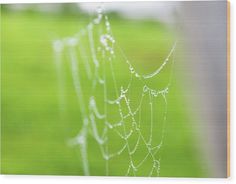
[53,7,176,177]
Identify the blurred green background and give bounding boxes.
[1,4,206,177]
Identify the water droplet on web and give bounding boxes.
[129,66,135,73]
[151,90,157,96]
[165,88,169,94]
[143,85,148,92]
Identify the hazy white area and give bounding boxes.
[6,2,180,24]
[79,2,180,23]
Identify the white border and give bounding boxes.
[0,0,235,183]
[0,0,224,4]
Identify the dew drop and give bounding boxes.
[143,85,148,92]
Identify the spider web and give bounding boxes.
[53,7,177,177]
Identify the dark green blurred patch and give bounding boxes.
[1,6,206,177]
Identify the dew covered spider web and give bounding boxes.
[53,6,177,177]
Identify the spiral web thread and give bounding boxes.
[53,7,176,177]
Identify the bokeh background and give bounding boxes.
[1,1,228,177]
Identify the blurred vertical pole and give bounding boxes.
[179,1,227,177]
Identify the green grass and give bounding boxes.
[1,10,206,177]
